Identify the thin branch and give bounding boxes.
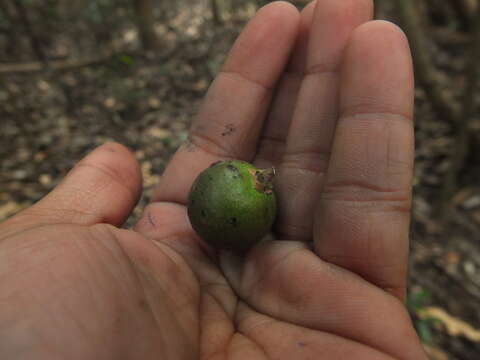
[374,0,389,20]
[0,52,115,73]
[0,0,12,22]
[210,0,222,25]
[453,0,478,29]
[133,0,161,51]
[396,0,460,123]
[0,0,22,58]
[10,0,48,65]
[441,3,480,211]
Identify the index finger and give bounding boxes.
[152,2,300,204]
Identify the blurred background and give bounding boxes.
[0,0,479,358]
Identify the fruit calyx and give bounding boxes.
[249,167,275,194]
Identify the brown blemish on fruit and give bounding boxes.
[227,164,242,179]
[226,164,238,173]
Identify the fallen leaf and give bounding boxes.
[0,201,29,221]
[462,195,480,209]
[418,306,480,342]
[147,127,172,140]
[104,97,116,108]
[141,161,159,188]
[444,251,460,266]
[423,344,449,360]
[148,97,161,109]
[37,79,50,91]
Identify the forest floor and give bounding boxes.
[1,3,480,359]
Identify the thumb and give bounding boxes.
[4,142,142,232]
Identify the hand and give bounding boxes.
[0,1,427,359]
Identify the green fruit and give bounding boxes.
[187,160,277,253]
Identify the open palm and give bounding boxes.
[0,1,427,359]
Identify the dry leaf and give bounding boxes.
[141,161,159,188]
[37,79,50,91]
[194,79,208,91]
[39,174,52,186]
[423,344,449,360]
[462,195,480,210]
[452,186,480,207]
[147,127,172,140]
[135,150,145,160]
[148,97,161,109]
[104,97,116,108]
[0,201,28,220]
[444,251,460,266]
[471,210,480,224]
[418,306,480,342]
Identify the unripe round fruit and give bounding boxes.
[187,160,277,253]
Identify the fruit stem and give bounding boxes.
[253,167,275,194]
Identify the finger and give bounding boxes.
[254,1,316,168]
[275,0,373,240]
[1,143,141,236]
[314,21,415,300]
[152,2,300,204]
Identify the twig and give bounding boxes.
[396,0,460,124]
[0,0,22,58]
[0,52,114,73]
[210,0,222,25]
[431,26,470,46]
[441,3,480,212]
[133,0,161,51]
[10,0,48,65]
[374,0,390,20]
[452,0,478,29]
